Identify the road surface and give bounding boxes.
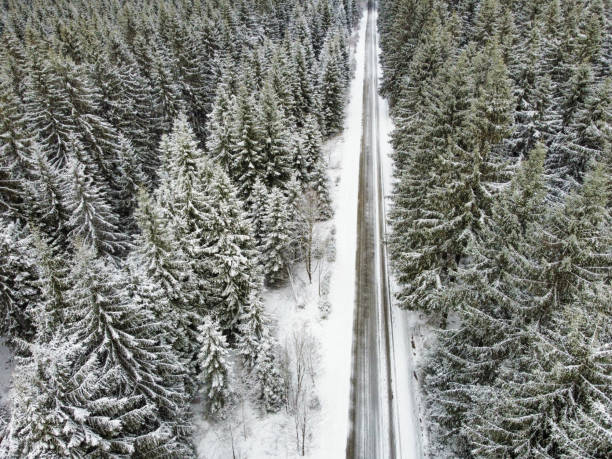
[346,2,423,458]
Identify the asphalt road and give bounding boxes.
[346,2,422,458]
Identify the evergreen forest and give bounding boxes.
[379,0,611,457]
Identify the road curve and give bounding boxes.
[346,2,423,458]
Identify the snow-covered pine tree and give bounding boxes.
[318,32,346,136]
[0,78,36,219]
[389,50,473,319]
[300,115,323,180]
[284,173,305,261]
[0,221,38,340]
[258,76,292,189]
[531,162,611,320]
[469,40,515,154]
[266,45,297,127]
[309,157,333,220]
[246,178,269,247]
[63,156,128,256]
[199,167,261,335]
[424,144,549,454]
[466,301,611,457]
[289,40,318,127]
[507,24,559,158]
[206,79,234,172]
[389,12,458,172]
[30,229,68,344]
[550,66,608,188]
[255,336,286,413]
[148,43,185,137]
[89,48,159,178]
[298,115,330,207]
[196,317,231,415]
[260,187,292,285]
[132,188,201,379]
[229,80,264,197]
[472,0,501,45]
[237,292,269,371]
[0,27,29,102]
[25,54,129,202]
[26,145,70,246]
[65,242,192,456]
[1,337,86,458]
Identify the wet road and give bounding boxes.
[346,2,422,458]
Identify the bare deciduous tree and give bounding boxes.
[284,324,320,456]
[296,188,322,283]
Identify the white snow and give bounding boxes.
[193,12,368,458]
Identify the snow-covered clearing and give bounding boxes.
[193,12,367,459]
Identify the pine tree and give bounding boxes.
[309,157,333,220]
[0,221,38,340]
[246,178,269,247]
[196,317,231,415]
[0,79,34,218]
[201,167,261,334]
[27,145,70,246]
[260,187,292,285]
[258,76,292,189]
[469,40,515,154]
[466,302,611,457]
[65,242,192,456]
[1,337,86,458]
[0,28,29,102]
[266,45,297,126]
[318,33,346,136]
[237,294,269,371]
[229,81,264,197]
[30,229,68,344]
[206,80,234,171]
[155,114,214,373]
[132,188,200,378]
[290,41,318,126]
[508,25,559,158]
[63,157,128,256]
[424,144,549,454]
[473,0,501,45]
[389,51,473,319]
[551,67,608,187]
[390,12,458,171]
[255,336,286,413]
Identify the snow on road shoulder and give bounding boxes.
[376,18,429,459]
[311,10,367,459]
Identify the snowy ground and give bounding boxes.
[193,13,367,459]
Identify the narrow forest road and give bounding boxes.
[346,2,423,458]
